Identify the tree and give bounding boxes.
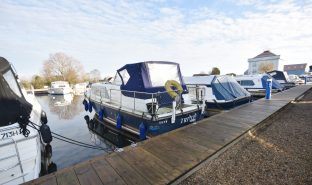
[226,73,236,76]
[258,62,274,73]
[43,52,84,84]
[31,75,46,89]
[211,67,220,75]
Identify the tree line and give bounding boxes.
[22,52,101,89]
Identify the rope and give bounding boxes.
[27,121,113,152]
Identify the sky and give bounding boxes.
[0,0,312,78]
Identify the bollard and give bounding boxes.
[139,122,146,140]
[116,113,122,129]
[265,78,272,100]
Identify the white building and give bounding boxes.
[248,50,280,75]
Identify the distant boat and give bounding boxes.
[48,81,72,95]
[184,75,251,110]
[84,61,204,137]
[73,82,88,96]
[267,70,296,89]
[234,74,284,97]
[0,57,51,184]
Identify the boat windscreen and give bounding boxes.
[212,76,250,101]
[147,63,180,87]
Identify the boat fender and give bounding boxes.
[88,102,93,112]
[88,120,94,130]
[40,124,53,144]
[40,111,48,124]
[139,122,146,140]
[83,99,88,111]
[99,109,104,121]
[165,80,183,99]
[84,115,90,124]
[44,143,52,158]
[116,113,122,129]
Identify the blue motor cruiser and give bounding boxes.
[84,61,204,137]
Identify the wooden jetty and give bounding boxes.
[25,85,311,185]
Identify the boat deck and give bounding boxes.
[24,85,311,185]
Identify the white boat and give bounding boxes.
[0,57,51,184]
[184,75,251,110]
[234,74,284,97]
[73,83,88,96]
[48,81,72,95]
[288,74,304,84]
[84,61,204,137]
[267,70,296,89]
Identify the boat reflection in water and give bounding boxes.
[84,115,138,148]
[48,94,83,120]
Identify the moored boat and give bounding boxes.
[84,61,204,137]
[184,75,251,110]
[48,81,72,95]
[235,74,284,97]
[0,57,52,185]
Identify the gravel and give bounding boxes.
[180,89,312,185]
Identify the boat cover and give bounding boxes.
[261,74,284,90]
[0,57,32,127]
[117,61,187,105]
[267,70,288,83]
[184,75,251,101]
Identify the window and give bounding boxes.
[147,63,180,87]
[113,73,122,85]
[240,80,255,86]
[3,69,22,97]
[118,69,130,85]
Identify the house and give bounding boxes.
[248,50,280,75]
[283,63,307,75]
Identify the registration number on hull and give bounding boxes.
[1,129,20,139]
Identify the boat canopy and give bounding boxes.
[267,70,288,83]
[261,74,284,90]
[184,75,251,101]
[117,61,187,95]
[0,57,32,127]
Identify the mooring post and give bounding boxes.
[265,78,272,100]
[304,76,307,85]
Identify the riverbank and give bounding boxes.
[180,89,312,185]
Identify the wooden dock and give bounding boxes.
[25,85,311,185]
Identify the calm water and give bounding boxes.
[37,94,117,170]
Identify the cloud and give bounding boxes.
[0,0,311,77]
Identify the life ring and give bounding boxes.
[165,80,183,98]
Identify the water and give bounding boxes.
[36,94,117,170]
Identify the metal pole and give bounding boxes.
[152,93,154,114]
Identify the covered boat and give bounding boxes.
[84,61,204,137]
[235,74,284,97]
[0,57,52,184]
[267,70,295,89]
[184,75,251,110]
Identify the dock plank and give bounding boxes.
[56,167,80,185]
[74,162,103,185]
[106,153,151,185]
[119,147,180,184]
[91,157,126,185]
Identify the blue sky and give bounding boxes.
[0,0,311,78]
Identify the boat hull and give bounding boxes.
[206,97,251,110]
[89,100,202,136]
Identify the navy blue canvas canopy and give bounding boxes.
[267,70,287,83]
[117,61,187,106]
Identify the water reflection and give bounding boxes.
[48,94,83,120]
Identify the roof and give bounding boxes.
[252,50,278,59]
[284,63,307,71]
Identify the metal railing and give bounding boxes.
[0,137,25,184]
[91,86,205,115]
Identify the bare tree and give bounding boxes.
[211,67,220,75]
[258,62,274,73]
[43,52,84,84]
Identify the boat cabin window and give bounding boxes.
[147,63,180,87]
[3,69,22,97]
[118,69,130,85]
[239,80,255,86]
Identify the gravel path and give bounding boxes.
[180,89,312,185]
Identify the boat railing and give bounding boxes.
[94,86,205,115]
[0,137,25,184]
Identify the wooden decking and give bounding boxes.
[25,85,311,185]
